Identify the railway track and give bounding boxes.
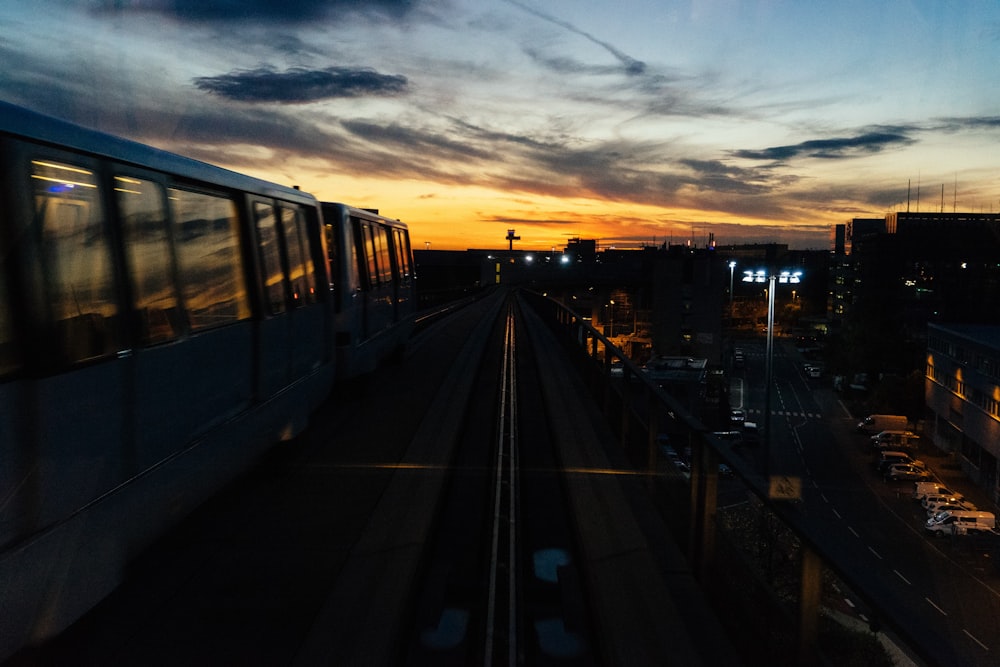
[403,297,595,665]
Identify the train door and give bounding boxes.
[251,198,324,399]
[113,166,193,469]
[277,202,324,377]
[252,198,294,397]
[117,169,254,470]
[392,227,413,316]
[162,184,253,451]
[6,150,130,530]
[358,219,394,336]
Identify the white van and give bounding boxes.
[871,430,919,450]
[912,482,956,502]
[925,510,995,537]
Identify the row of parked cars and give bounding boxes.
[869,430,998,537]
[911,482,996,537]
[873,448,932,482]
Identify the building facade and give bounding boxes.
[926,323,1000,504]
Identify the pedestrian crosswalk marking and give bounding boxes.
[743,408,822,419]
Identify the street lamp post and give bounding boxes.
[743,268,802,500]
[728,260,736,324]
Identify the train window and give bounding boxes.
[115,175,182,344]
[394,228,411,282]
[253,201,287,315]
[169,187,250,330]
[374,226,393,286]
[362,222,379,289]
[280,205,316,305]
[31,159,121,362]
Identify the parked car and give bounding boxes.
[885,462,932,482]
[875,451,922,475]
[922,493,966,510]
[730,408,745,423]
[926,500,976,517]
[711,430,743,446]
[926,510,996,537]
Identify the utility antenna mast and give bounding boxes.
[506,228,520,251]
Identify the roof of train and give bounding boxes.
[0,100,315,204]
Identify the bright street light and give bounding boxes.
[742,267,803,501]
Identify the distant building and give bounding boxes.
[925,323,1000,503]
[565,238,597,263]
[650,245,724,363]
[829,212,1000,379]
[846,217,885,254]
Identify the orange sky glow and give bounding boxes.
[5,1,1000,253]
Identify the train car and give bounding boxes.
[0,102,338,659]
[322,202,415,378]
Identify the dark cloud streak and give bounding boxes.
[92,0,418,23]
[194,66,408,103]
[733,130,914,161]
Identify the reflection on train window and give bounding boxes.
[362,223,379,289]
[116,174,182,344]
[253,201,286,315]
[280,205,316,305]
[32,159,121,363]
[169,187,249,330]
[374,225,393,286]
[394,229,411,282]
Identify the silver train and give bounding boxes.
[0,102,415,659]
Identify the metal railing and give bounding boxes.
[521,290,942,667]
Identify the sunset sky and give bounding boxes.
[3,1,1000,250]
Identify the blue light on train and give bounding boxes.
[48,183,76,194]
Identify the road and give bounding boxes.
[733,336,1000,667]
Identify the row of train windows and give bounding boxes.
[0,157,317,375]
[358,220,412,290]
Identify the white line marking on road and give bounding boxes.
[868,546,883,560]
[963,629,989,651]
[832,508,842,519]
[926,598,948,616]
[849,526,859,538]
[893,570,911,585]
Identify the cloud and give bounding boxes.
[679,159,781,195]
[504,0,646,76]
[732,130,915,162]
[340,119,493,164]
[934,115,1000,132]
[91,0,418,22]
[193,66,408,103]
